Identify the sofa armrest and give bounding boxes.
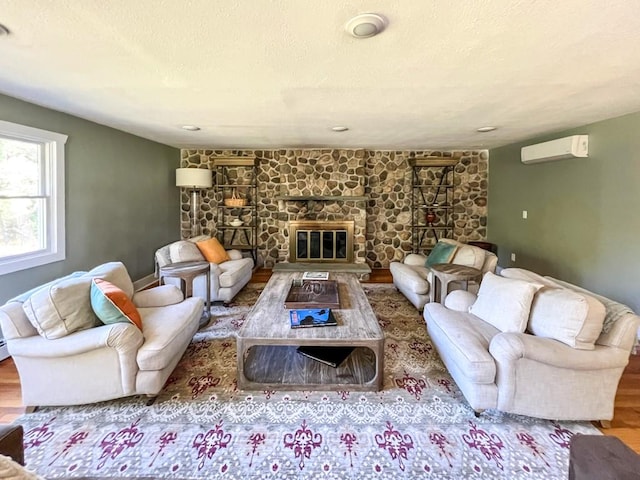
[132,285,184,307]
[8,323,143,358]
[403,253,427,266]
[490,332,631,370]
[444,290,477,312]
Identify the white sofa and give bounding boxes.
[155,236,254,304]
[0,262,203,407]
[424,268,639,422]
[390,239,498,311]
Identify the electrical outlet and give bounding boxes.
[511,253,516,262]
[522,210,528,219]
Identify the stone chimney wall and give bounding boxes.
[180,149,488,268]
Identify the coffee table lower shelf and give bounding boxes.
[238,344,383,392]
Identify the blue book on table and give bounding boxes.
[289,308,337,328]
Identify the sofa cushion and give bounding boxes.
[169,240,205,263]
[528,288,606,350]
[22,277,99,340]
[90,279,142,330]
[469,272,543,333]
[196,237,230,264]
[425,241,458,267]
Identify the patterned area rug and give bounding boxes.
[16,284,599,479]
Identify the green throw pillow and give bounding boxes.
[425,242,458,267]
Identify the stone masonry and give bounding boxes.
[180,149,488,269]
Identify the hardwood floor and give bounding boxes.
[1,267,638,453]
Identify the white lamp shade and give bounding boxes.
[176,168,212,188]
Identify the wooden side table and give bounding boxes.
[429,263,482,304]
[159,261,211,322]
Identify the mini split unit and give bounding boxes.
[521,135,589,164]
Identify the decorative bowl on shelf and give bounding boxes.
[230,219,243,227]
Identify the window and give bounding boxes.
[0,120,67,275]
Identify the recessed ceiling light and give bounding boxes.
[477,126,497,133]
[331,126,349,132]
[0,24,10,37]
[346,14,386,39]
[181,125,201,131]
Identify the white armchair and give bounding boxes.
[390,239,497,311]
[155,236,254,304]
[0,262,203,407]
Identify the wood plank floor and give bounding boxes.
[1,268,638,453]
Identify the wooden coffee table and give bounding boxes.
[237,272,384,392]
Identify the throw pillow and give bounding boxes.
[528,288,605,350]
[90,278,142,330]
[196,237,230,264]
[469,272,543,332]
[169,240,205,263]
[22,277,99,340]
[425,241,458,267]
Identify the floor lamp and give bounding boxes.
[176,168,212,236]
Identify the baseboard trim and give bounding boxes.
[133,273,158,292]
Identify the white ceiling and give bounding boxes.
[1,1,640,150]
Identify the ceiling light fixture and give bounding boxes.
[0,24,10,37]
[477,126,497,133]
[181,125,201,131]
[346,13,386,39]
[331,126,349,132]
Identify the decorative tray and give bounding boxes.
[284,280,340,309]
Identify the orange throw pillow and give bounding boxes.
[196,237,230,264]
[90,278,142,330]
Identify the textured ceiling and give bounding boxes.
[1,1,640,150]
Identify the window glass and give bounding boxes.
[0,121,67,275]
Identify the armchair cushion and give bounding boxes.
[90,279,142,330]
[218,258,255,288]
[86,261,135,298]
[132,285,184,308]
[169,240,205,263]
[469,272,543,333]
[196,237,230,263]
[22,277,99,340]
[425,241,458,267]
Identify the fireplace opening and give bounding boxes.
[289,220,354,263]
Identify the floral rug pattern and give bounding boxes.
[16,284,598,479]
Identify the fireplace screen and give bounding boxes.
[289,221,354,263]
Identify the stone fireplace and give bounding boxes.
[180,148,489,270]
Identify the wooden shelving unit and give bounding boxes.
[213,157,258,263]
[409,157,457,255]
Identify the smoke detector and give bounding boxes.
[346,14,386,39]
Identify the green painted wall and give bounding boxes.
[488,111,640,313]
[0,94,181,304]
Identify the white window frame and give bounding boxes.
[0,120,67,275]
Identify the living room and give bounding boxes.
[1,2,640,479]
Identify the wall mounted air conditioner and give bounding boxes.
[521,135,589,164]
